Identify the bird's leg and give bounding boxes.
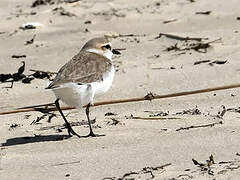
[85,103,96,137]
[55,99,81,138]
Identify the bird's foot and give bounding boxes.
[65,124,81,138]
[87,130,96,137]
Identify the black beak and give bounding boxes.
[112,49,121,55]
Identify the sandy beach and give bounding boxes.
[1,0,240,179]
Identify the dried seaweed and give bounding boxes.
[31,0,55,8]
[192,155,215,175]
[0,61,25,87]
[102,163,171,180]
[165,41,212,53]
[162,35,221,53]
[0,62,56,88]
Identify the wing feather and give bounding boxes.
[47,51,112,89]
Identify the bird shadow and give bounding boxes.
[1,133,105,147]
[0,135,70,147]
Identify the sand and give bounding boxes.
[1,0,240,179]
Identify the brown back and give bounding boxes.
[47,51,112,89]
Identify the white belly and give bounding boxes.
[52,66,115,108]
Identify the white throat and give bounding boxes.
[86,48,113,60]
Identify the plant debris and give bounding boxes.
[22,77,34,84]
[194,59,227,66]
[216,105,227,119]
[53,160,80,167]
[162,36,221,53]
[104,112,117,116]
[30,69,56,79]
[165,41,212,53]
[209,60,227,66]
[106,33,146,38]
[0,61,25,87]
[31,0,55,8]
[0,62,56,88]
[196,11,212,15]
[194,60,211,65]
[155,33,207,41]
[149,111,169,117]
[84,20,92,24]
[144,92,155,101]
[127,114,180,120]
[9,30,18,36]
[192,155,215,175]
[12,55,26,58]
[106,118,121,126]
[64,0,81,3]
[11,11,37,17]
[175,106,201,115]
[25,34,36,45]
[176,121,223,131]
[30,112,56,125]
[20,25,36,30]
[227,107,240,113]
[0,74,12,82]
[9,123,20,130]
[102,163,171,180]
[163,19,177,24]
[93,8,126,19]
[52,7,76,17]
[32,71,51,79]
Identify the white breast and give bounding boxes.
[90,65,115,96]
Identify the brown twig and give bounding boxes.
[155,33,208,41]
[106,33,146,38]
[1,84,240,115]
[128,115,180,120]
[163,19,177,24]
[195,11,211,15]
[119,33,146,37]
[176,121,223,131]
[52,160,81,166]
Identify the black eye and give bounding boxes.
[103,44,111,50]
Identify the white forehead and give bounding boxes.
[86,48,113,60]
[102,42,112,46]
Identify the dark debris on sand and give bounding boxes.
[0,61,56,88]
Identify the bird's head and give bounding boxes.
[81,37,120,60]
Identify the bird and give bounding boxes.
[46,37,120,137]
